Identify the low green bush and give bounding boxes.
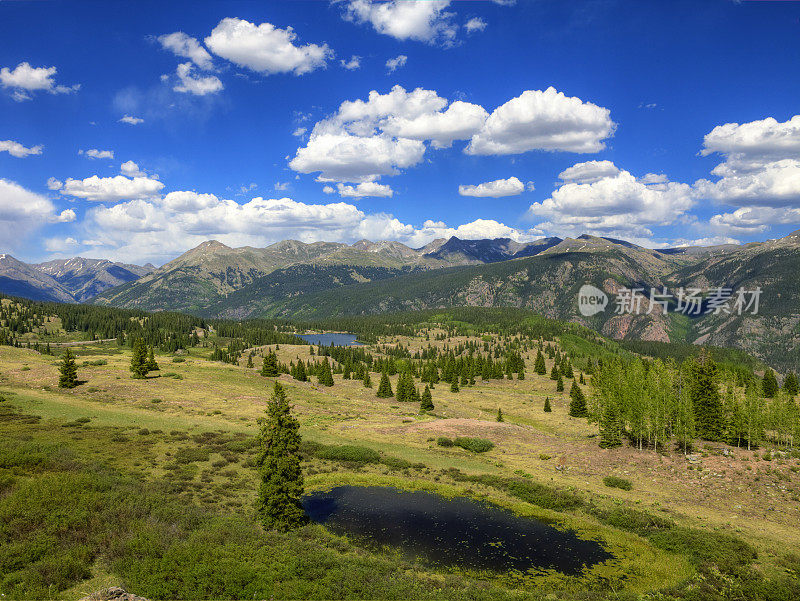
[603,475,632,490]
[453,437,494,453]
[316,445,381,463]
[174,447,211,464]
[436,436,454,447]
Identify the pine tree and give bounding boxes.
[534,351,546,375]
[247,354,254,368]
[556,373,564,392]
[688,352,724,441]
[543,396,552,412]
[58,348,78,388]
[496,408,504,422]
[550,365,559,380]
[261,351,279,378]
[377,372,393,398]
[420,385,434,412]
[255,382,307,531]
[146,346,159,372]
[569,381,588,417]
[318,358,334,387]
[450,379,460,393]
[363,371,372,388]
[785,372,799,397]
[763,369,779,398]
[130,338,149,379]
[294,360,307,382]
[598,397,622,448]
[517,368,525,381]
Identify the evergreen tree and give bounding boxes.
[255,382,307,531]
[687,352,724,441]
[294,360,307,382]
[556,373,564,392]
[130,337,149,379]
[534,350,546,375]
[543,396,552,412]
[58,348,78,388]
[569,381,588,417]
[496,407,504,422]
[146,346,159,372]
[376,372,393,398]
[450,379,460,393]
[598,397,622,448]
[763,369,779,398]
[420,385,434,412]
[550,365,559,380]
[261,351,279,378]
[785,372,799,397]
[318,358,334,387]
[247,354,254,368]
[363,371,372,388]
[518,368,525,381]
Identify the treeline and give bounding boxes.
[591,351,799,451]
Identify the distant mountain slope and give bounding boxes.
[34,257,153,302]
[0,254,152,303]
[91,236,565,313]
[0,254,74,302]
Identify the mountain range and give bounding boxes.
[2,231,798,370]
[0,255,154,303]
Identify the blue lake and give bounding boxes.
[302,485,612,575]
[298,332,362,347]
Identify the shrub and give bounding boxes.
[603,475,633,491]
[591,507,674,537]
[175,447,211,464]
[316,445,381,463]
[172,357,186,363]
[436,436,454,447]
[380,456,414,470]
[445,469,584,511]
[453,437,494,453]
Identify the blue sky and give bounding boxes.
[2,0,800,265]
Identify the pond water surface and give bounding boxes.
[298,332,362,347]
[302,486,612,575]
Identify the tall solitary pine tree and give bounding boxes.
[130,338,149,379]
[255,382,307,531]
[58,348,78,389]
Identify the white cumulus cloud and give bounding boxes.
[60,175,164,203]
[0,139,42,158]
[459,176,525,198]
[205,17,331,76]
[340,55,362,70]
[385,55,407,72]
[341,0,457,45]
[465,17,487,33]
[0,179,74,245]
[157,32,214,70]
[173,62,223,95]
[119,115,144,125]
[82,148,114,160]
[466,87,615,155]
[336,182,394,198]
[558,160,620,184]
[0,62,79,101]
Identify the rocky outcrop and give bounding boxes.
[79,586,150,601]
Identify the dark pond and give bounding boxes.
[302,486,612,575]
[298,332,362,347]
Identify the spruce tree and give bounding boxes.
[550,365,559,381]
[785,372,799,397]
[376,372,393,398]
[569,381,588,417]
[255,382,307,531]
[295,360,307,382]
[318,358,334,387]
[58,348,78,388]
[450,379,460,393]
[556,373,564,392]
[687,352,724,441]
[363,371,372,388]
[130,338,149,379]
[420,385,434,412]
[146,346,159,372]
[763,369,779,398]
[534,351,546,375]
[247,354,254,368]
[496,408,504,422]
[543,396,552,412]
[598,398,622,448]
[262,351,279,378]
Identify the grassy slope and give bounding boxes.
[2,338,799,598]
